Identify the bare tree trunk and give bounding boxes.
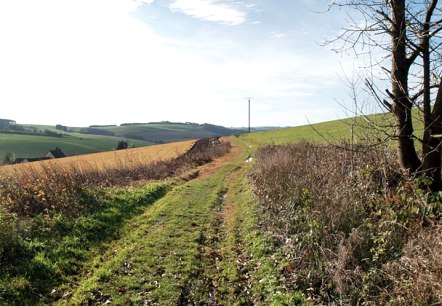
[390,0,421,174]
[424,79,442,190]
[331,0,442,190]
[421,0,442,190]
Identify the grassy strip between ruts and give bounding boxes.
[187,159,307,305]
[55,138,306,305]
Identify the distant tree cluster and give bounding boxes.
[120,123,149,126]
[0,119,16,129]
[3,152,15,164]
[2,124,25,132]
[89,125,117,128]
[116,140,129,150]
[55,124,69,132]
[43,129,63,138]
[80,128,115,136]
[201,123,232,135]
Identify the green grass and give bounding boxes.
[239,112,399,146]
[239,119,352,146]
[0,183,169,305]
[202,143,306,305]
[239,108,428,149]
[57,170,228,305]
[0,132,151,159]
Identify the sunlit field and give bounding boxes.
[0,140,195,175]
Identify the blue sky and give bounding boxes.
[0,0,368,127]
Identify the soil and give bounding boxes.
[197,136,243,178]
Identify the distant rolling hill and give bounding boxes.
[85,122,244,144]
[0,121,244,161]
[0,130,152,161]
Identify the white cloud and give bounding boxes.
[271,32,286,39]
[170,0,247,25]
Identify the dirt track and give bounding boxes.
[197,136,243,178]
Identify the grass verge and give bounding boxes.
[0,183,169,305]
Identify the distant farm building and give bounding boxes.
[46,147,66,159]
[14,148,66,164]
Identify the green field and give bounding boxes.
[240,109,427,148]
[240,119,353,146]
[0,132,151,159]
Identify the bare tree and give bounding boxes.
[331,0,442,190]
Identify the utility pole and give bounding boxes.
[246,97,253,133]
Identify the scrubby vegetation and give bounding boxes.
[0,138,231,305]
[249,141,442,305]
[5,127,441,304]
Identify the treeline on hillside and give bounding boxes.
[79,127,115,136]
[121,121,200,126]
[85,122,242,144]
[250,141,442,305]
[0,125,64,138]
[119,121,238,135]
[0,119,66,138]
[89,124,117,128]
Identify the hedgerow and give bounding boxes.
[249,141,442,304]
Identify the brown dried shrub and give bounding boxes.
[249,141,442,304]
[0,138,231,218]
[380,225,442,305]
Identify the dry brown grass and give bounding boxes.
[0,140,195,175]
[380,225,442,305]
[249,141,442,304]
[0,138,231,218]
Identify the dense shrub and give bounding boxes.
[249,141,442,304]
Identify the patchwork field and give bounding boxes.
[0,121,241,160]
[0,132,153,159]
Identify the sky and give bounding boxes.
[0,0,372,128]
